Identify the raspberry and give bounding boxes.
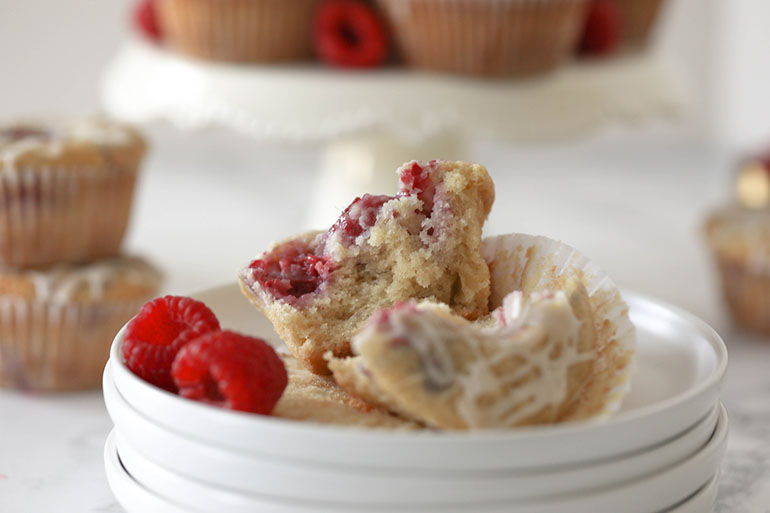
[133,0,162,42]
[314,0,389,68]
[399,161,436,215]
[248,242,334,302]
[329,193,393,243]
[171,331,288,414]
[579,0,621,56]
[123,296,220,392]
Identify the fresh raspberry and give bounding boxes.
[314,0,389,68]
[399,161,436,215]
[133,0,162,42]
[171,331,288,414]
[123,296,220,392]
[329,193,393,242]
[579,0,621,56]
[248,242,334,302]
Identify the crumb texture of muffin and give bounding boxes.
[272,353,420,428]
[377,0,589,77]
[328,233,636,429]
[240,160,495,374]
[0,256,162,390]
[156,0,322,63]
[0,118,145,268]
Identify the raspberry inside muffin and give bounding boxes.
[239,160,495,374]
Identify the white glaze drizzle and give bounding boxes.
[454,291,593,427]
[25,258,158,304]
[379,307,457,389]
[363,291,595,428]
[0,118,136,173]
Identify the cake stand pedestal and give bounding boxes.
[101,37,687,227]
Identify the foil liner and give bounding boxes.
[482,233,636,421]
[377,0,589,77]
[0,299,146,391]
[0,164,138,268]
[156,0,322,63]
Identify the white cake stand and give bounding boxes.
[100,36,687,228]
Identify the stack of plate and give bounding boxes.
[103,284,728,513]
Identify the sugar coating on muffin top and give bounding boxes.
[0,118,146,173]
[239,160,495,374]
[0,256,162,305]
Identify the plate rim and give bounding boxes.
[109,283,727,442]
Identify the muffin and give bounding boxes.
[376,0,589,77]
[273,353,420,428]
[0,119,145,268]
[239,160,495,374]
[0,256,161,390]
[328,233,636,429]
[155,0,323,63]
[706,206,770,336]
[612,0,667,46]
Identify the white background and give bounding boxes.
[2,0,770,512]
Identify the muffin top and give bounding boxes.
[0,256,162,305]
[706,206,770,264]
[0,118,146,173]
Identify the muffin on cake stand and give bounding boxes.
[100,31,686,228]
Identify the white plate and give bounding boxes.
[104,431,190,513]
[105,430,720,513]
[104,363,719,504]
[665,471,720,513]
[105,404,727,513]
[108,283,727,471]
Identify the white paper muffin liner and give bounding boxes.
[0,298,147,391]
[482,233,636,420]
[0,164,138,268]
[377,0,589,77]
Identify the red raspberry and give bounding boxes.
[314,0,389,68]
[399,161,436,215]
[171,331,288,414]
[133,0,162,42]
[329,193,393,242]
[248,242,334,302]
[123,296,220,392]
[579,0,621,56]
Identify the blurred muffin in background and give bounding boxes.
[155,0,323,62]
[611,0,667,46]
[0,119,145,268]
[376,0,589,77]
[0,257,161,391]
[705,159,770,336]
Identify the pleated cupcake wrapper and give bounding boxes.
[0,297,144,391]
[0,164,137,268]
[377,0,589,77]
[482,233,636,420]
[157,0,322,63]
[613,0,667,45]
[715,255,770,337]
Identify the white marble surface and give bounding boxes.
[1,130,769,512]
